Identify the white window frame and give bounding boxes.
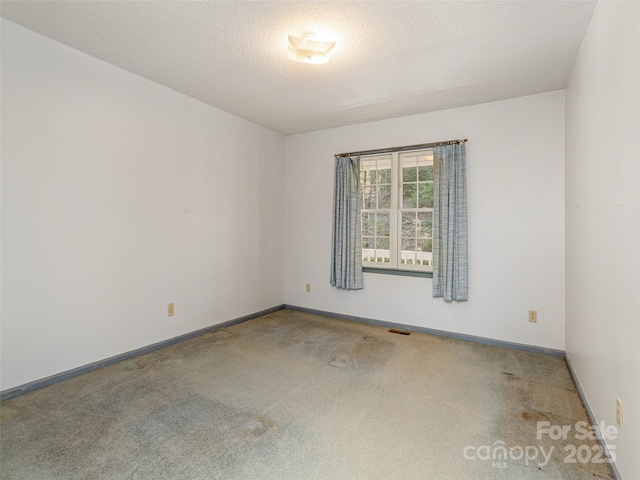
[361,149,433,273]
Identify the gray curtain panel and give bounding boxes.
[330,156,364,290]
[433,143,468,301]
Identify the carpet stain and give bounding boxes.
[521,409,550,421]
[502,371,520,381]
[0,406,19,422]
[122,359,144,371]
[156,353,175,364]
[348,338,395,372]
[243,417,276,439]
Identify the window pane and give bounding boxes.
[401,238,416,265]
[402,184,417,208]
[363,186,376,209]
[361,159,377,186]
[377,156,391,170]
[402,167,417,183]
[376,237,390,250]
[401,237,416,251]
[402,155,417,166]
[402,155,417,181]
[418,182,433,208]
[401,212,416,238]
[376,213,390,237]
[378,169,391,184]
[418,165,433,181]
[378,184,391,208]
[417,212,432,237]
[362,237,374,249]
[418,238,432,253]
[374,235,389,263]
[362,212,375,236]
[361,169,374,186]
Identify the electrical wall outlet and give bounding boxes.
[616,397,623,429]
[168,303,174,317]
[306,283,311,293]
[528,310,537,323]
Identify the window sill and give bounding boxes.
[363,267,433,278]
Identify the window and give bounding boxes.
[360,149,434,273]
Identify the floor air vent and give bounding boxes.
[387,328,412,336]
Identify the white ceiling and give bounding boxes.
[1,0,597,135]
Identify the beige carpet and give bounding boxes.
[0,309,613,479]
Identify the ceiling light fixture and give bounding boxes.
[287,33,336,64]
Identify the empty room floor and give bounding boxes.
[0,309,612,479]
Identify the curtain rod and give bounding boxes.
[334,138,468,158]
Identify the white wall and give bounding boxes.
[565,2,640,479]
[284,91,566,350]
[0,20,285,391]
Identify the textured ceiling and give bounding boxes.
[1,1,597,135]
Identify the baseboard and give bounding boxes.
[284,304,565,357]
[0,304,286,402]
[564,354,622,480]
